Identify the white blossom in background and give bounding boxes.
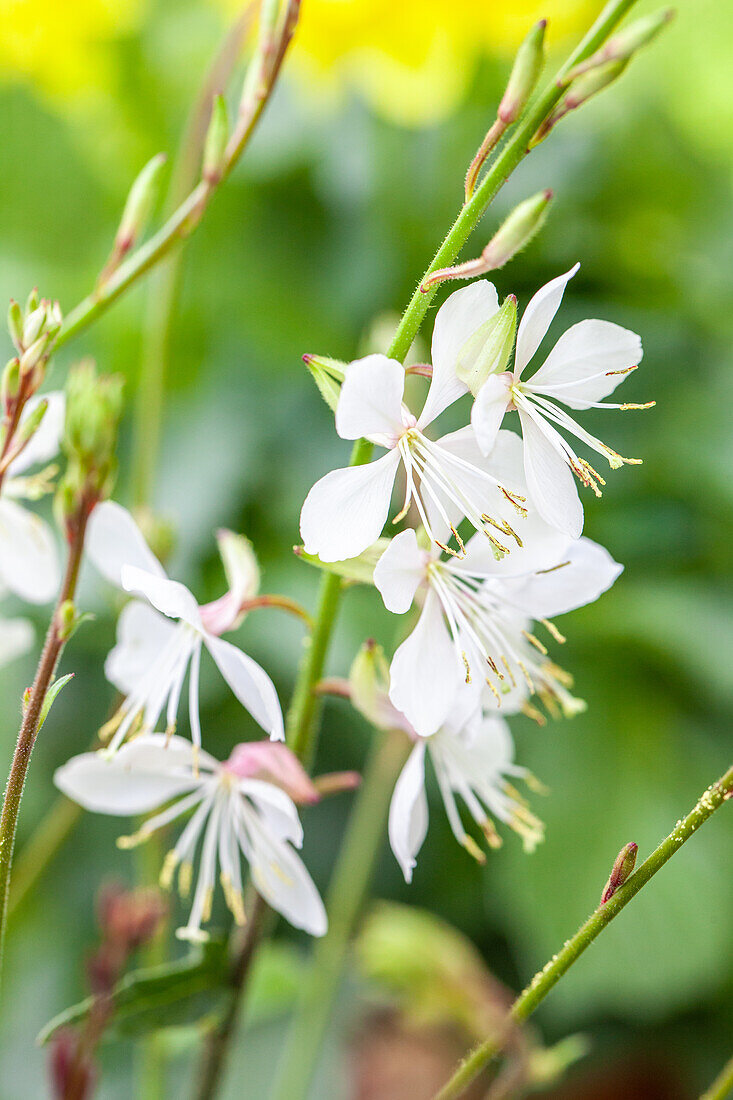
[373,431,621,737]
[0,392,64,604]
[390,712,544,883]
[464,264,649,537]
[86,502,284,752]
[300,280,530,563]
[0,607,33,668]
[55,734,327,941]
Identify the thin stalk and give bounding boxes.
[6,794,81,919]
[701,1055,733,1100]
[433,763,733,1100]
[269,731,410,1100]
[0,515,90,975]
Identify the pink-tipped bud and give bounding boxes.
[97,883,167,955]
[115,152,167,256]
[498,19,546,125]
[226,741,321,805]
[49,1029,96,1100]
[203,93,229,185]
[600,841,638,904]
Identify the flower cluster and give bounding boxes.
[301,265,649,877]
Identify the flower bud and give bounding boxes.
[303,354,347,413]
[226,741,320,805]
[483,190,552,272]
[25,287,39,315]
[19,332,51,376]
[456,294,517,397]
[57,600,77,642]
[2,358,20,408]
[22,303,48,348]
[15,396,47,449]
[349,640,413,734]
[562,9,674,84]
[115,152,167,255]
[203,93,229,185]
[49,1028,95,1100]
[537,58,629,143]
[97,883,167,954]
[600,841,638,904]
[499,19,546,125]
[7,300,23,351]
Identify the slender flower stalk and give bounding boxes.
[433,763,733,1100]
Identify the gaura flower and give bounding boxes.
[0,608,34,668]
[390,712,544,883]
[464,265,650,538]
[373,434,621,736]
[54,735,327,942]
[0,392,64,604]
[300,283,529,563]
[86,502,284,753]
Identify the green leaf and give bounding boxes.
[294,538,389,585]
[37,939,229,1045]
[37,673,74,734]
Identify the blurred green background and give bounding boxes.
[0,0,731,1096]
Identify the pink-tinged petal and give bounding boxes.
[200,531,259,635]
[205,634,284,741]
[121,564,202,629]
[501,536,622,619]
[53,735,207,816]
[0,617,33,667]
[373,529,427,614]
[227,741,319,805]
[471,373,512,455]
[105,600,178,696]
[519,410,583,539]
[299,448,400,563]
[8,391,65,475]
[87,501,166,590]
[0,499,59,604]
[527,319,643,407]
[335,355,406,441]
[515,263,580,376]
[388,741,428,883]
[421,280,499,429]
[248,834,327,937]
[388,590,464,737]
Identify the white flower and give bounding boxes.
[373,435,621,736]
[0,610,33,668]
[300,282,531,562]
[0,392,64,604]
[54,735,327,941]
[464,264,649,538]
[86,502,283,752]
[389,712,544,883]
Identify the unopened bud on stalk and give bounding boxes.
[2,358,20,408]
[483,190,552,270]
[203,94,229,185]
[19,332,51,376]
[456,295,517,397]
[57,600,77,642]
[22,304,49,348]
[534,59,629,144]
[25,287,39,315]
[561,8,674,84]
[303,353,347,413]
[465,20,545,200]
[7,300,23,350]
[15,397,47,449]
[114,152,167,256]
[600,841,638,904]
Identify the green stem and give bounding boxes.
[433,763,733,1100]
[701,1055,733,1100]
[6,794,81,919]
[269,731,410,1100]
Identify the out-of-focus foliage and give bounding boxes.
[0,0,731,1097]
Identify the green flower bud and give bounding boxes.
[7,300,23,351]
[482,190,552,272]
[15,397,47,449]
[498,18,546,125]
[563,8,674,83]
[563,57,630,111]
[24,287,39,315]
[2,359,20,407]
[303,354,346,413]
[19,332,51,376]
[115,153,167,253]
[57,600,77,642]
[348,640,392,729]
[22,304,48,348]
[456,294,517,397]
[56,361,124,524]
[203,94,229,185]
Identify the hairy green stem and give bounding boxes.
[701,1054,733,1100]
[434,763,733,1100]
[270,731,410,1100]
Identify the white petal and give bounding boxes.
[515,264,580,376]
[105,600,178,695]
[205,634,284,741]
[299,448,400,563]
[249,834,327,936]
[0,499,60,604]
[87,501,166,589]
[388,590,464,737]
[54,736,204,815]
[388,742,429,883]
[239,778,303,846]
[527,319,643,407]
[519,410,583,539]
[9,391,65,475]
[471,373,511,455]
[373,529,426,614]
[122,565,202,628]
[335,355,405,441]
[501,536,622,618]
[421,280,499,428]
[0,617,33,667]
